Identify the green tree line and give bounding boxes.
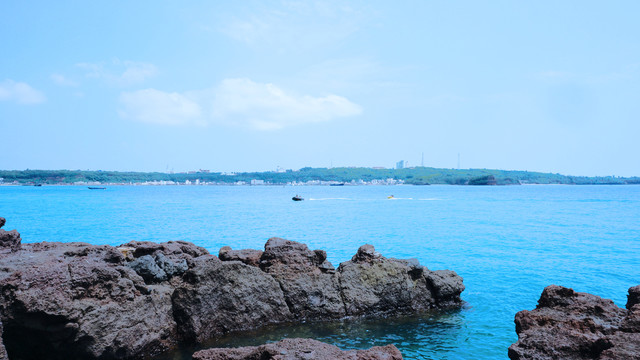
[0,168,637,185]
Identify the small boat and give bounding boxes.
[33,184,42,187]
[330,183,345,186]
[387,195,394,199]
[292,195,304,201]
[88,187,106,190]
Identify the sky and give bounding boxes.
[1,1,639,176]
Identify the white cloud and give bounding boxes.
[77,59,157,86]
[0,79,46,105]
[119,89,202,125]
[219,1,367,49]
[118,78,362,130]
[50,73,79,87]
[211,78,362,130]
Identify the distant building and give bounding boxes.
[198,169,210,173]
[396,160,405,169]
[250,179,265,185]
[372,167,386,169]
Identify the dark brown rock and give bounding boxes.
[351,244,382,263]
[0,229,20,251]
[219,246,263,267]
[192,338,404,360]
[627,285,640,310]
[599,332,640,359]
[509,285,640,360]
[171,256,292,343]
[339,245,464,316]
[0,220,462,360]
[0,217,5,229]
[0,319,7,360]
[259,238,345,319]
[0,242,180,360]
[425,270,466,307]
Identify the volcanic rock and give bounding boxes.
[0,220,463,360]
[171,256,292,343]
[338,245,464,316]
[258,238,345,319]
[218,246,263,267]
[192,338,403,360]
[0,242,180,360]
[0,319,7,360]
[0,217,20,251]
[508,285,640,360]
[627,285,640,309]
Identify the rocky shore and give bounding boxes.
[0,218,464,360]
[509,285,640,359]
[191,338,403,360]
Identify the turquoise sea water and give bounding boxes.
[1,185,639,359]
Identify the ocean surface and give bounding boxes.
[1,185,639,359]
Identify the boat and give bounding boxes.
[33,184,42,187]
[387,195,394,199]
[88,187,106,190]
[330,183,345,186]
[292,195,304,201]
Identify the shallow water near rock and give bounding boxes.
[1,184,639,359]
[157,310,466,360]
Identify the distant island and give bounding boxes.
[0,167,637,186]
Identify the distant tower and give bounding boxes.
[396,160,405,169]
[457,153,460,170]
[421,152,424,167]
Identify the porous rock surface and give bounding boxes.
[508,285,640,360]
[0,319,7,360]
[192,338,403,360]
[0,218,463,359]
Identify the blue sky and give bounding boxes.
[1,1,639,176]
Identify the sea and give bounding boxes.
[1,184,638,359]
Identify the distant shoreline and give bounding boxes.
[0,167,638,186]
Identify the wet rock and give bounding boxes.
[508,285,640,360]
[218,246,263,267]
[0,217,5,229]
[192,338,404,360]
